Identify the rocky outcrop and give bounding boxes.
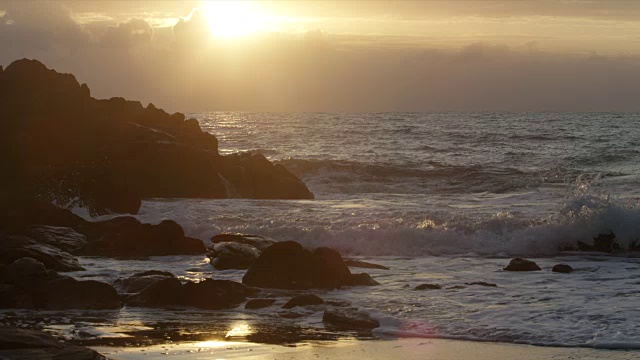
[207,242,261,270]
[577,232,620,253]
[0,59,313,216]
[242,241,353,290]
[503,258,541,271]
[79,217,205,257]
[0,234,84,272]
[322,308,379,330]
[0,257,120,310]
[0,326,108,360]
[348,273,380,286]
[24,225,87,253]
[414,283,442,290]
[282,294,324,309]
[552,264,574,273]
[210,233,276,251]
[182,279,253,310]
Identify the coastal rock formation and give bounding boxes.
[113,270,176,294]
[414,283,442,290]
[344,259,390,270]
[552,264,574,273]
[0,59,313,216]
[242,241,353,290]
[207,242,261,270]
[465,281,498,287]
[282,294,324,309]
[322,308,379,330]
[79,217,205,257]
[182,279,253,309]
[0,326,108,360]
[0,257,120,310]
[0,234,84,272]
[348,273,381,286]
[24,225,87,253]
[577,232,620,253]
[503,258,541,271]
[211,233,277,251]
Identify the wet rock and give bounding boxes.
[0,235,84,272]
[0,326,107,359]
[0,284,33,308]
[282,294,324,309]
[577,232,620,253]
[207,242,261,270]
[312,247,352,289]
[7,257,48,289]
[348,273,380,286]
[125,277,183,307]
[242,241,352,289]
[447,285,466,290]
[344,259,390,270]
[24,225,87,253]
[245,298,276,309]
[414,283,442,290]
[80,217,205,257]
[322,308,379,330]
[183,279,251,309]
[113,270,176,293]
[40,277,121,309]
[465,282,498,287]
[552,263,574,273]
[242,241,314,289]
[211,233,276,251]
[503,258,541,271]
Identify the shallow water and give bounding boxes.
[11,112,640,350]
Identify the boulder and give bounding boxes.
[577,232,620,253]
[0,235,84,272]
[322,308,379,330]
[0,326,108,359]
[311,247,352,289]
[244,298,276,309]
[7,257,48,289]
[344,259,390,270]
[348,273,380,286]
[414,283,442,290]
[503,258,541,271]
[207,242,261,270]
[182,279,251,309]
[25,225,87,253]
[211,233,276,251]
[552,264,574,273]
[40,277,121,309]
[125,277,184,307]
[282,294,324,309]
[242,241,314,289]
[113,270,176,293]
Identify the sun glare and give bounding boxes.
[202,1,269,39]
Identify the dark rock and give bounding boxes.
[242,241,314,289]
[348,273,380,286]
[0,235,84,272]
[182,279,251,309]
[465,282,498,287]
[80,217,205,256]
[207,242,261,270]
[344,259,390,270]
[125,277,183,307]
[113,270,176,294]
[552,263,574,273]
[40,277,120,309]
[0,284,33,308]
[311,247,352,289]
[7,257,48,289]
[282,294,324,309]
[0,326,107,359]
[211,233,276,251]
[447,285,466,290]
[322,308,379,330]
[0,201,87,233]
[414,283,442,290]
[245,298,276,309]
[25,225,87,253]
[503,258,541,271]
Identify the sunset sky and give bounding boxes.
[2,0,640,112]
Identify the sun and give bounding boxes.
[202,1,269,39]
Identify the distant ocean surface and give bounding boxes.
[63,113,640,349]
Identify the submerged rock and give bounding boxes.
[245,298,276,309]
[348,273,380,286]
[577,232,620,253]
[344,259,390,270]
[208,242,261,270]
[552,263,574,273]
[503,258,541,271]
[322,308,379,330]
[282,294,324,309]
[242,241,353,290]
[465,282,498,287]
[414,283,442,290]
[211,233,276,251]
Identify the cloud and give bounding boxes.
[101,18,154,48]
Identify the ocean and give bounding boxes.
[5,112,640,350]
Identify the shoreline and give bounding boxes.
[92,338,640,360]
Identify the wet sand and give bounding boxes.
[93,338,639,360]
